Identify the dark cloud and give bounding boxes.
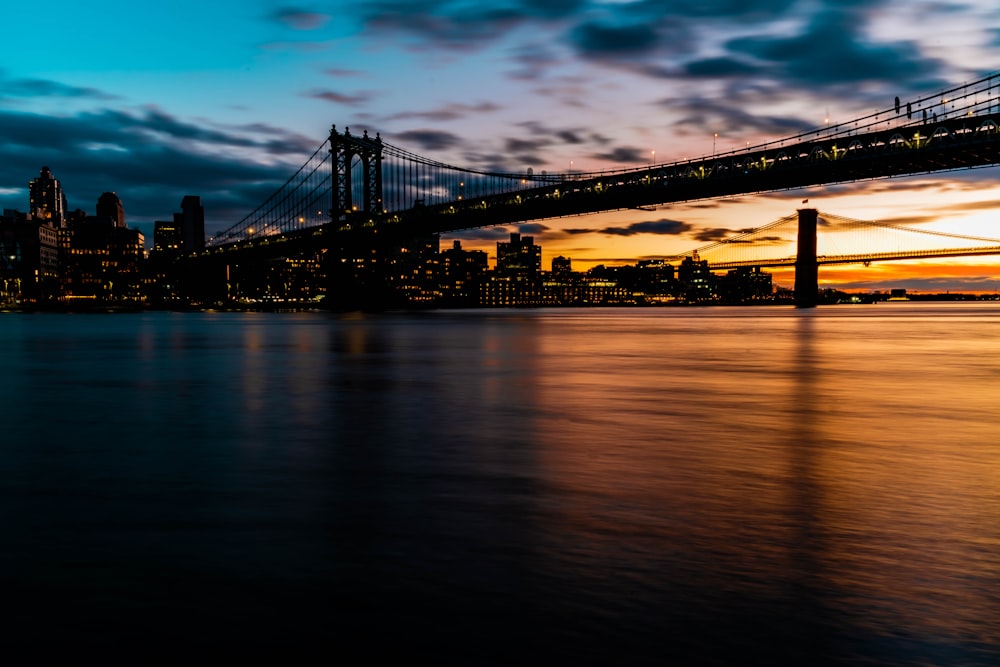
[394,129,463,151]
[591,146,646,163]
[273,8,330,30]
[519,223,551,235]
[359,0,588,49]
[0,107,320,238]
[693,227,736,242]
[506,44,560,81]
[0,76,118,102]
[727,8,946,88]
[683,57,763,78]
[581,219,694,236]
[506,137,546,154]
[570,22,660,57]
[657,94,816,140]
[515,121,590,147]
[386,102,501,122]
[325,68,364,77]
[448,226,523,242]
[304,89,373,106]
[556,130,584,144]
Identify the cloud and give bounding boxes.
[591,146,646,163]
[0,107,321,237]
[566,219,693,237]
[273,8,330,30]
[692,227,737,242]
[683,57,763,78]
[386,102,501,122]
[727,7,946,89]
[448,226,523,242]
[0,75,118,102]
[570,22,660,57]
[656,94,816,139]
[325,68,364,77]
[518,223,550,235]
[359,0,588,49]
[394,129,463,151]
[304,89,373,106]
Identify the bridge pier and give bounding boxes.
[794,208,819,308]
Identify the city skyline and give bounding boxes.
[5,1,1000,292]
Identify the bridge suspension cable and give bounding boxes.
[682,210,1000,269]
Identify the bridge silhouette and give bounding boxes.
[190,72,1000,307]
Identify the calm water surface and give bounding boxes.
[2,304,999,663]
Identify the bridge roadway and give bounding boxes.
[197,110,1000,262]
[393,111,1000,235]
[702,246,1000,271]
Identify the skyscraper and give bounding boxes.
[28,166,67,226]
[96,192,126,227]
[174,195,205,251]
[496,232,541,278]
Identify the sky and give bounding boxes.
[5,0,1000,291]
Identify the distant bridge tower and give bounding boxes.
[329,125,383,220]
[794,208,819,308]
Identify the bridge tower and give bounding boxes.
[329,125,383,219]
[794,208,819,308]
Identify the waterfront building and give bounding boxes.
[440,240,488,306]
[678,252,716,302]
[61,196,144,302]
[718,266,772,303]
[385,234,441,305]
[492,232,542,305]
[497,232,541,278]
[28,166,68,227]
[0,209,60,304]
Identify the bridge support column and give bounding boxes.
[794,208,819,308]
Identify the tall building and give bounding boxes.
[496,232,541,278]
[486,233,543,306]
[153,219,182,254]
[175,195,205,251]
[28,166,67,226]
[678,252,716,302]
[441,240,488,306]
[96,192,125,227]
[551,255,572,278]
[0,208,60,303]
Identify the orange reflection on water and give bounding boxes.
[518,306,1000,650]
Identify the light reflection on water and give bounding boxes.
[1,304,999,663]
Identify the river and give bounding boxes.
[2,304,999,663]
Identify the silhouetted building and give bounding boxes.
[551,255,572,278]
[28,166,67,227]
[153,219,182,254]
[96,192,125,228]
[0,209,60,304]
[62,210,144,302]
[497,232,541,278]
[718,266,772,303]
[176,195,205,251]
[489,232,542,305]
[440,240,487,306]
[386,234,441,305]
[678,252,716,302]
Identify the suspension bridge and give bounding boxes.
[187,72,1000,307]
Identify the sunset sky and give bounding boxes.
[5,0,1000,291]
